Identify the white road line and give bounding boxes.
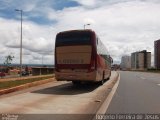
[157,84,160,86]
[135,75,146,80]
[140,77,146,80]
[95,73,120,115]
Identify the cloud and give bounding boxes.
[83,18,95,24]
[53,0,160,64]
[72,0,97,7]
[1,0,160,65]
[0,17,55,64]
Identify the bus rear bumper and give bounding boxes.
[55,71,97,82]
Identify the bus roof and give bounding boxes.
[57,29,95,34]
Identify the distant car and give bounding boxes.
[21,71,29,76]
[0,72,6,78]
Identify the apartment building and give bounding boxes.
[154,39,160,69]
[131,50,151,70]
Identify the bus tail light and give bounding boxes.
[88,67,95,73]
[91,66,95,69]
[55,68,60,72]
[88,58,95,72]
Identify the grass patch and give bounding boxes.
[0,75,54,90]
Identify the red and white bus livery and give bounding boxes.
[55,29,112,84]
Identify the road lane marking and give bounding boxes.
[157,84,160,86]
[95,73,120,115]
[135,75,146,80]
[140,77,146,80]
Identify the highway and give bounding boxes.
[106,71,160,114]
[0,71,160,120]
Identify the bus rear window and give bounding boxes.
[56,32,91,46]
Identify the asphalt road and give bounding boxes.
[106,71,160,114]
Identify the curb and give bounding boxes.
[96,73,120,114]
[91,72,120,119]
[0,78,55,95]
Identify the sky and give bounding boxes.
[0,0,160,65]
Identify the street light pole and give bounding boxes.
[15,9,23,77]
[84,24,90,29]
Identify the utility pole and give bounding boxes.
[15,9,23,77]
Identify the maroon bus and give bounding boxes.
[55,29,112,85]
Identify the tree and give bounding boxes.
[4,55,14,66]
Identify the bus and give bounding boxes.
[55,29,112,85]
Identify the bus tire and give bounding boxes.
[72,81,81,85]
[103,71,107,81]
[100,79,104,85]
[107,71,111,80]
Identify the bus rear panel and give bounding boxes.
[55,29,111,83]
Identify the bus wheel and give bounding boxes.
[100,80,104,85]
[72,81,81,85]
[107,71,111,80]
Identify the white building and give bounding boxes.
[120,56,131,70]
